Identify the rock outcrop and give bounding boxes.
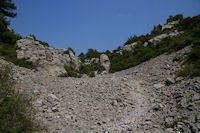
[98,54,110,74]
[117,42,137,54]
[84,58,99,65]
[144,30,184,46]
[152,21,179,33]
[114,20,183,54]
[16,36,80,75]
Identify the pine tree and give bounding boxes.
[0,0,17,18]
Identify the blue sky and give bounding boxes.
[10,0,200,55]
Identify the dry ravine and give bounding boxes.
[2,45,200,133]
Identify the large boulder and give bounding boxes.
[69,50,81,70]
[98,54,110,74]
[16,36,80,75]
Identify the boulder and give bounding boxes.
[90,58,99,64]
[69,50,80,70]
[98,54,110,74]
[153,83,165,89]
[165,77,175,86]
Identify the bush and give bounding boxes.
[0,43,33,69]
[0,17,33,69]
[63,47,75,55]
[85,49,100,59]
[177,45,200,77]
[59,63,98,78]
[89,71,95,77]
[58,65,81,78]
[0,64,45,132]
[109,44,158,73]
[78,52,85,62]
[79,63,98,75]
[167,14,183,23]
[29,34,49,47]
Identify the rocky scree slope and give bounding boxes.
[3,45,199,133]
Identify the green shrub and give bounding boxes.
[78,52,85,62]
[59,65,81,78]
[0,31,21,44]
[38,40,49,47]
[63,47,75,55]
[59,63,98,78]
[79,63,98,75]
[89,71,95,77]
[167,14,183,23]
[0,43,33,69]
[29,34,49,47]
[0,64,45,132]
[85,49,100,59]
[177,45,200,77]
[109,45,158,73]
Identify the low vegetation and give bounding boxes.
[59,65,81,78]
[79,63,98,77]
[76,14,199,77]
[29,34,49,47]
[109,14,200,77]
[0,42,34,69]
[59,62,98,78]
[78,49,101,63]
[63,47,76,55]
[0,0,35,69]
[0,64,45,132]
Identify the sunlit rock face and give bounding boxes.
[16,36,80,75]
[98,54,111,74]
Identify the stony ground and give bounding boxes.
[7,46,200,133]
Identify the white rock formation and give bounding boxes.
[98,54,110,74]
[16,36,80,75]
[147,30,184,46]
[116,42,138,54]
[153,21,179,33]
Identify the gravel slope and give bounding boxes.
[5,46,199,133]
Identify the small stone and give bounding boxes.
[166,128,174,133]
[176,77,184,82]
[52,106,59,112]
[196,123,200,130]
[111,100,118,106]
[154,83,165,89]
[165,77,175,86]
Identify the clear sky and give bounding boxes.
[9,0,200,55]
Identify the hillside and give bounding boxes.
[1,45,199,132]
[0,0,200,132]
